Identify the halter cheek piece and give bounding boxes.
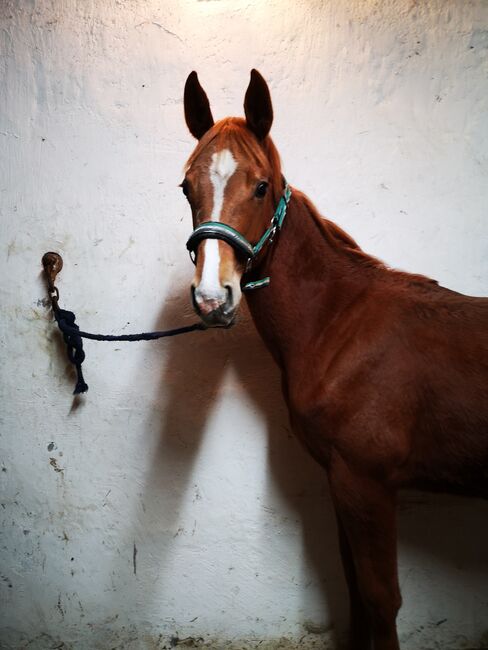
[186,183,291,291]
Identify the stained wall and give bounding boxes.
[1,1,487,648]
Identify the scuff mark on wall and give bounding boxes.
[49,458,64,474]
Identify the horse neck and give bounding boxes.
[245,190,374,367]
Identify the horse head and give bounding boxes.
[183,70,284,327]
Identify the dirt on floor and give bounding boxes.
[160,635,334,650]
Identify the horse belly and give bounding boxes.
[403,356,488,497]
[401,421,488,498]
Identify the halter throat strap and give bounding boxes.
[186,183,292,290]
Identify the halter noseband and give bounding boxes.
[186,183,292,291]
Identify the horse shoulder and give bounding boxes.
[282,299,416,472]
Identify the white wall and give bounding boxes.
[1,1,487,648]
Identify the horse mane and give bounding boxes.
[297,191,438,285]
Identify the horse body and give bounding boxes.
[246,190,488,498]
[247,190,488,649]
[182,70,488,650]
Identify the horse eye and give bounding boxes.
[180,179,189,197]
[255,181,268,198]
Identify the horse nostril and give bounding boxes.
[224,284,234,310]
[190,285,198,311]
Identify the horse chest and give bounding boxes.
[281,353,413,475]
[281,368,350,464]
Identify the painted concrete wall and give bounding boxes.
[1,1,487,648]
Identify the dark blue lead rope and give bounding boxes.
[53,307,206,395]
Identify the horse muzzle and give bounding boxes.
[191,283,237,327]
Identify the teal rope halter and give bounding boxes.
[186,183,292,291]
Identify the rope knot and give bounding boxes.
[55,309,88,394]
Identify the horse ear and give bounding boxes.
[184,71,215,140]
[244,69,273,140]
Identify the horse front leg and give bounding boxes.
[336,516,372,650]
[328,455,401,650]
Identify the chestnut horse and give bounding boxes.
[181,69,488,650]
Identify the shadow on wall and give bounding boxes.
[108,283,348,645]
[97,282,488,648]
[397,491,488,647]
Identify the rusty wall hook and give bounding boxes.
[42,252,63,308]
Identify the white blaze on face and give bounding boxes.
[197,148,238,302]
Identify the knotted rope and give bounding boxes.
[54,308,89,394]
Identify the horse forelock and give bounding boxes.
[185,118,283,203]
